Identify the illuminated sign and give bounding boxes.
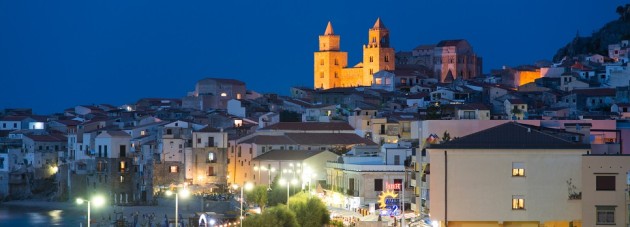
[386,183,401,190]
[377,190,398,209]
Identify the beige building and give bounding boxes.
[427,122,590,227]
[581,155,630,227]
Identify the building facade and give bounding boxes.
[314,18,395,89]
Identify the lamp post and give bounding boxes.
[166,188,190,227]
[279,178,298,207]
[233,182,253,227]
[76,195,105,227]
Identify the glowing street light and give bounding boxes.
[280,178,298,207]
[232,182,254,227]
[166,188,190,227]
[76,195,105,227]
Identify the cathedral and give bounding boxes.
[314,18,395,89]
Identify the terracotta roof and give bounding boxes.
[24,134,67,142]
[197,126,222,133]
[260,122,353,131]
[53,119,81,126]
[239,135,295,145]
[102,131,131,137]
[240,133,376,146]
[459,103,490,110]
[199,78,245,85]
[572,88,615,97]
[253,150,335,161]
[430,122,590,149]
[372,17,386,29]
[436,39,465,47]
[324,21,334,35]
[0,116,28,121]
[286,133,376,145]
[507,99,527,104]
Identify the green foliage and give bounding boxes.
[267,174,300,206]
[280,110,301,122]
[426,103,442,120]
[441,130,451,143]
[246,185,269,211]
[288,192,330,227]
[243,205,299,227]
[329,220,344,227]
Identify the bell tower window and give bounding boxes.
[384,55,389,62]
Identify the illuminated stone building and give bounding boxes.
[314,18,395,89]
[434,39,483,83]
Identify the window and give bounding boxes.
[334,72,338,78]
[462,111,475,119]
[197,138,201,144]
[384,55,389,62]
[596,206,615,225]
[237,147,241,157]
[208,152,215,163]
[334,59,338,65]
[170,166,179,173]
[320,72,324,78]
[249,147,252,154]
[512,195,525,210]
[369,69,374,75]
[512,162,525,177]
[393,179,403,191]
[13,123,17,128]
[0,157,4,169]
[166,129,172,135]
[369,56,373,62]
[374,179,383,191]
[119,161,126,172]
[262,146,266,153]
[320,59,324,65]
[208,166,215,176]
[596,176,615,191]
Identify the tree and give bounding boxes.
[242,205,299,227]
[288,192,330,227]
[246,185,269,211]
[441,130,451,143]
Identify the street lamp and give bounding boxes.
[232,182,253,227]
[166,188,190,227]
[76,195,105,227]
[279,178,298,207]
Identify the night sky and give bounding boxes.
[0,0,625,114]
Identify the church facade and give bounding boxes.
[314,18,395,89]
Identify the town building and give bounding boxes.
[314,18,395,89]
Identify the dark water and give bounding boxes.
[0,204,84,226]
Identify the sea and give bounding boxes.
[0,204,84,226]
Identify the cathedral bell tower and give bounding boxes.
[362,18,395,86]
[314,22,348,89]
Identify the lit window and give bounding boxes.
[596,206,615,225]
[220,92,227,97]
[237,93,242,99]
[208,152,215,162]
[512,195,524,210]
[170,166,179,173]
[119,161,126,172]
[512,162,525,177]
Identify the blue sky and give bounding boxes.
[0,0,625,114]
